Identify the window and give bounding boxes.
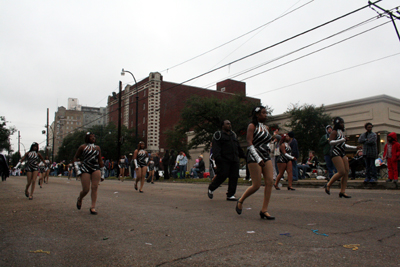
[143,103,146,110]
[143,90,146,97]
[142,130,145,137]
[143,117,146,123]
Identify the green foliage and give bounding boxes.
[285,104,332,161]
[11,151,21,166]
[56,123,141,162]
[167,94,267,151]
[0,116,16,153]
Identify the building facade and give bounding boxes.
[51,98,106,157]
[267,95,400,156]
[107,72,260,153]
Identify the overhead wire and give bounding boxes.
[58,1,384,137]
[249,51,400,97]
[208,0,311,70]
[240,21,391,81]
[202,15,381,88]
[160,0,315,73]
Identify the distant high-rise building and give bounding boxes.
[107,72,260,153]
[52,99,106,158]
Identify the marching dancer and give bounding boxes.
[43,156,51,184]
[16,142,44,200]
[74,132,105,215]
[324,117,357,198]
[274,134,297,190]
[236,106,276,220]
[118,155,126,182]
[133,141,148,193]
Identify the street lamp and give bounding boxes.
[121,68,139,141]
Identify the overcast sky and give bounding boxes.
[1,0,400,154]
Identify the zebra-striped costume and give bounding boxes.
[137,150,148,167]
[330,129,346,158]
[44,160,51,171]
[277,143,294,163]
[81,143,100,174]
[38,161,46,173]
[25,152,40,172]
[247,122,272,163]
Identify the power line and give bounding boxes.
[202,15,381,88]
[58,1,384,137]
[240,20,391,82]
[250,51,400,97]
[160,0,315,73]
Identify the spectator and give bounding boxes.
[191,155,205,178]
[383,132,400,183]
[104,158,110,178]
[298,151,318,179]
[349,150,364,180]
[358,122,378,183]
[175,151,188,179]
[153,152,160,180]
[319,125,337,180]
[0,153,9,182]
[162,150,170,180]
[169,150,176,177]
[288,132,299,181]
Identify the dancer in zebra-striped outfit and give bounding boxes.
[17,142,44,200]
[43,156,51,184]
[236,106,277,220]
[274,134,297,190]
[74,132,104,215]
[133,141,148,193]
[324,117,357,198]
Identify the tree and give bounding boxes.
[0,116,16,153]
[11,151,21,166]
[56,123,141,162]
[285,104,332,161]
[166,94,269,152]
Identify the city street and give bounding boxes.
[0,176,399,266]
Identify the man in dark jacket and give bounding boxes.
[208,120,246,201]
[358,122,378,183]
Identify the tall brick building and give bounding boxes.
[107,72,260,153]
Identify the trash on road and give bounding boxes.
[343,244,360,251]
[280,233,291,237]
[114,192,118,194]
[247,231,255,234]
[103,237,109,240]
[30,249,50,254]
[245,208,252,210]
[311,229,328,237]
[307,223,316,225]
[145,243,152,245]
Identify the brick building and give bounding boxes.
[107,72,260,153]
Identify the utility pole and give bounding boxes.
[117,81,122,159]
[369,1,400,42]
[18,131,20,155]
[46,108,49,157]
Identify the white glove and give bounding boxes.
[15,161,21,169]
[100,167,105,181]
[74,162,82,177]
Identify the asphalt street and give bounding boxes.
[0,176,399,267]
